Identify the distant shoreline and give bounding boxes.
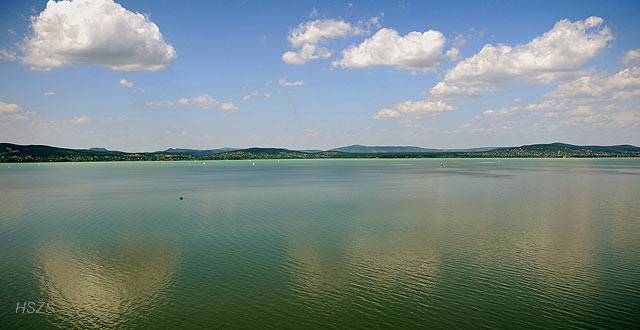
[2,142,639,163]
[3,157,640,165]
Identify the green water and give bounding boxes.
[1,159,639,329]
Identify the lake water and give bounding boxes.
[1,159,639,329]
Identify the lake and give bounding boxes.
[1,159,639,329]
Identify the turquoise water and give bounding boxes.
[1,159,639,329]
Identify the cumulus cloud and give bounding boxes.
[559,105,640,129]
[430,17,613,99]
[478,100,568,120]
[622,49,640,66]
[282,18,368,65]
[43,91,55,96]
[372,100,455,119]
[21,0,176,71]
[119,78,134,88]
[333,28,456,71]
[146,94,237,112]
[279,78,304,86]
[547,66,640,103]
[282,43,332,65]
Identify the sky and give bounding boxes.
[0,0,639,152]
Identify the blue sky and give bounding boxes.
[0,0,639,151]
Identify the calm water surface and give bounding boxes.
[1,159,639,329]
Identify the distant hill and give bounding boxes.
[296,149,324,153]
[330,144,501,153]
[88,147,110,152]
[1,142,639,162]
[330,145,439,153]
[162,147,238,157]
[0,143,193,162]
[470,143,640,158]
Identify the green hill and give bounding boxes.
[330,145,439,153]
[1,142,638,162]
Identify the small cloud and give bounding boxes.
[0,101,38,122]
[220,102,238,112]
[279,78,304,86]
[0,48,17,61]
[243,91,259,101]
[453,34,466,47]
[8,29,16,36]
[372,100,456,120]
[348,3,353,8]
[265,80,273,86]
[146,94,237,112]
[67,116,90,124]
[622,48,640,67]
[119,78,134,88]
[43,91,55,96]
[372,109,400,119]
[309,7,319,18]
[0,101,22,113]
[107,115,128,121]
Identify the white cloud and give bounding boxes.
[107,115,128,121]
[21,0,176,71]
[265,80,273,86]
[191,94,220,108]
[309,7,319,18]
[371,108,400,119]
[547,66,640,103]
[288,18,366,48]
[243,91,258,101]
[282,18,367,65]
[282,44,332,65]
[119,78,134,88]
[453,34,466,47]
[145,100,175,106]
[372,100,455,119]
[430,17,613,99]
[279,78,304,86]
[0,101,22,113]
[43,91,55,96]
[67,116,90,124]
[333,28,454,71]
[0,101,37,122]
[478,100,568,120]
[622,49,640,66]
[220,103,238,111]
[0,48,17,61]
[146,94,237,112]
[560,105,640,129]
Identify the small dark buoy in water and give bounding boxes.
[179,196,183,200]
